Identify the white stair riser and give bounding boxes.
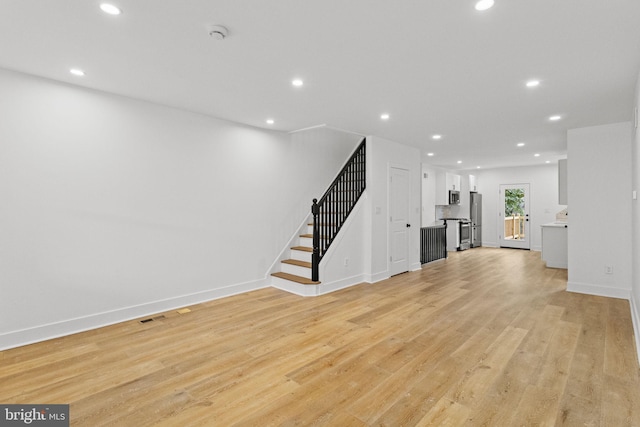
[299,236,313,247]
[307,225,314,234]
[281,263,312,278]
[271,276,320,296]
[291,249,312,263]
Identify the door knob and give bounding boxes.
[406,224,411,228]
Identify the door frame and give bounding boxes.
[498,183,531,249]
[388,164,412,276]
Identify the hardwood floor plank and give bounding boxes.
[511,384,564,427]
[414,397,470,427]
[601,373,640,426]
[464,351,537,426]
[518,304,566,355]
[445,326,529,408]
[535,320,582,392]
[605,298,639,381]
[555,391,600,426]
[0,343,100,378]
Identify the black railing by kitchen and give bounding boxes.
[311,138,366,282]
[420,225,448,264]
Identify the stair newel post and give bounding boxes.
[311,198,320,282]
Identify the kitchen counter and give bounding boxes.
[541,223,568,268]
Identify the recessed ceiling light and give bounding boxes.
[427,152,435,157]
[380,113,390,120]
[476,166,481,169]
[517,142,525,147]
[70,68,85,76]
[526,80,540,88]
[432,134,442,140]
[475,0,495,11]
[292,79,304,87]
[534,153,541,157]
[266,119,274,125]
[545,160,551,164]
[100,3,122,15]
[457,160,463,164]
[549,115,562,121]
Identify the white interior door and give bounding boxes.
[498,183,530,249]
[390,167,410,275]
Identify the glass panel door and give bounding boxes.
[499,184,530,249]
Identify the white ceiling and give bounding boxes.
[2,0,640,170]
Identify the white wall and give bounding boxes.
[366,136,422,282]
[421,164,437,226]
[567,122,633,299]
[317,193,367,290]
[470,165,563,251]
[0,69,359,349]
[288,126,364,227]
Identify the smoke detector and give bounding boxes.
[208,25,229,40]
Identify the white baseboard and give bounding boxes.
[410,262,422,272]
[318,274,367,295]
[363,270,390,284]
[566,281,631,300]
[630,294,640,365]
[0,278,270,351]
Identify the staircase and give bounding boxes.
[271,221,320,286]
[271,138,366,292]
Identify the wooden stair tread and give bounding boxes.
[291,246,313,252]
[271,272,320,285]
[282,259,312,268]
[299,234,328,239]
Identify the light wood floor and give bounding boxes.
[2,248,640,426]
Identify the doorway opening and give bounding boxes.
[499,184,530,249]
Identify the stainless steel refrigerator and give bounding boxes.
[470,192,482,247]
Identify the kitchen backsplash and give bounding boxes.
[436,204,461,219]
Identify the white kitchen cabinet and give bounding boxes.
[541,223,568,268]
[469,174,478,192]
[446,173,461,191]
[446,220,460,251]
[435,172,462,205]
[558,159,567,205]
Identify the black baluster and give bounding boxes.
[311,198,320,282]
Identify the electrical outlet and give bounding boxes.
[344,258,349,267]
[605,265,613,275]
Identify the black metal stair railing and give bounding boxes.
[311,138,366,282]
[420,224,447,264]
